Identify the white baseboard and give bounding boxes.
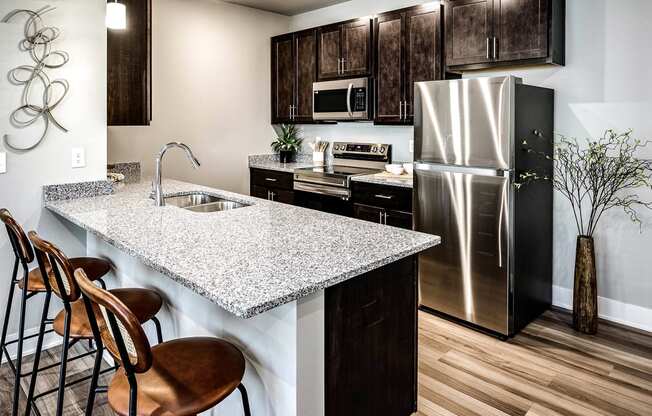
[553,285,652,333]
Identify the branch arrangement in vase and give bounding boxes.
[518,129,652,334]
[518,129,652,236]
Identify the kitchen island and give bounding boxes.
[44,179,439,416]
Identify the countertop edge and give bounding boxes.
[45,202,438,319]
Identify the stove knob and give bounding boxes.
[380,147,386,153]
[371,146,377,153]
[334,145,340,151]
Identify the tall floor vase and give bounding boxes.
[573,236,598,334]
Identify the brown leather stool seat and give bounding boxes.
[53,288,163,339]
[19,257,111,292]
[108,338,246,416]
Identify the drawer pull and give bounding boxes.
[374,194,394,200]
[265,178,278,182]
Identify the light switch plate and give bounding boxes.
[71,147,86,168]
[0,152,6,174]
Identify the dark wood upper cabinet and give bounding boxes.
[374,12,403,123]
[271,30,317,124]
[444,0,565,71]
[294,30,317,122]
[445,0,493,67]
[317,19,372,80]
[341,20,372,77]
[374,5,443,125]
[404,6,442,120]
[108,0,151,126]
[318,25,342,80]
[494,0,548,61]
[271,34,294,123]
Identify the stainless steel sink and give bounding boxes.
[163,193,248,212]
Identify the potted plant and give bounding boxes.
[272,124,303,163]
[519,129,652,334]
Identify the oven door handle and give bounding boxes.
[294,181,350,200]
[346,83,353,117]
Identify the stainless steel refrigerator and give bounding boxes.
[414,76,554,337]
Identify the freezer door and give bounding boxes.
[414,76,517,170]
[415,164,511,335]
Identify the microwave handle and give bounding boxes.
[346,83,353,117]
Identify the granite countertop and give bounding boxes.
[352,173,413,189]
[45,179,438,318]
[248,154,319,173]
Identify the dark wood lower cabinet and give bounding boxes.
[250,169,295,204]
[325,255,417,416]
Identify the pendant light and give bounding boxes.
[106,0,126,30]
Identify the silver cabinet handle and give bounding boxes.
[379,211,383,224]
[269,191,275,201]
[374,194,394,199]
[486,37,491,60]
[383,212,388,225]
[493,37,498,60]
[399,101,402,120]
[341,58,346,74]
[346,83,353,117]
[265,178,277,182]
[403,101,408,119]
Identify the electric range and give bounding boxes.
[293,142,391,215]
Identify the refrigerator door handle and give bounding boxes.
[415,162,513,178]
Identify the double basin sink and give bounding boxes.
[164,193,249,213]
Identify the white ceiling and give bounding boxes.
[224,0,351,16]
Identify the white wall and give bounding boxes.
[107,0,290,194]
[290,0,652,327]
[0,0,107,353]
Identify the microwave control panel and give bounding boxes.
[351,88,367,111]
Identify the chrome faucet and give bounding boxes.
[153,142,201,206]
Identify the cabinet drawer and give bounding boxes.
[352,182,412,211]
[251,168,294,191]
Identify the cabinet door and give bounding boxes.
[270,189,295,205]
[385,210,413,230]
[494,0,548,61]
[354,204,385,224]
[342,19,372,77]
[108,0,151,126]
[445,0,494,67]
[271,35,294,123]
[374,12,404,124]
[318,25,342,80]
[251,185,270,200]
[294,30,317,122]
[405,5,442,120]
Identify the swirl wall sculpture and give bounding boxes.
[2,5,69,151]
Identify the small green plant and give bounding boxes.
[519,129,652,236]
[271,124,303,153]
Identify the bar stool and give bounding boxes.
[0,209,111,416]
[75,268,252,416]
[26,231,165,416]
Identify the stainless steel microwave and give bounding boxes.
[312,78,369,121]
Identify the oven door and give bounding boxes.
[313,78,369,120]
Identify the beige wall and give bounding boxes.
[108,0,290,193]
[0,0,107,352]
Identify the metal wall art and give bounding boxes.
[2,5,69,151]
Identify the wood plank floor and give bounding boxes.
[2,309,651,415]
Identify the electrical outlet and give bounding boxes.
[409,140,414,153]
[71,147,86,168]
[0,152,6,174]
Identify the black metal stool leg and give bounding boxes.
[0,258,18,367]
[151,316,163,344]
[12,279,29,416]
[97,279,106,290]
[24,291,51,416]
[85,342,104,416]
[54,309,72,416]
[237,383,251,416]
